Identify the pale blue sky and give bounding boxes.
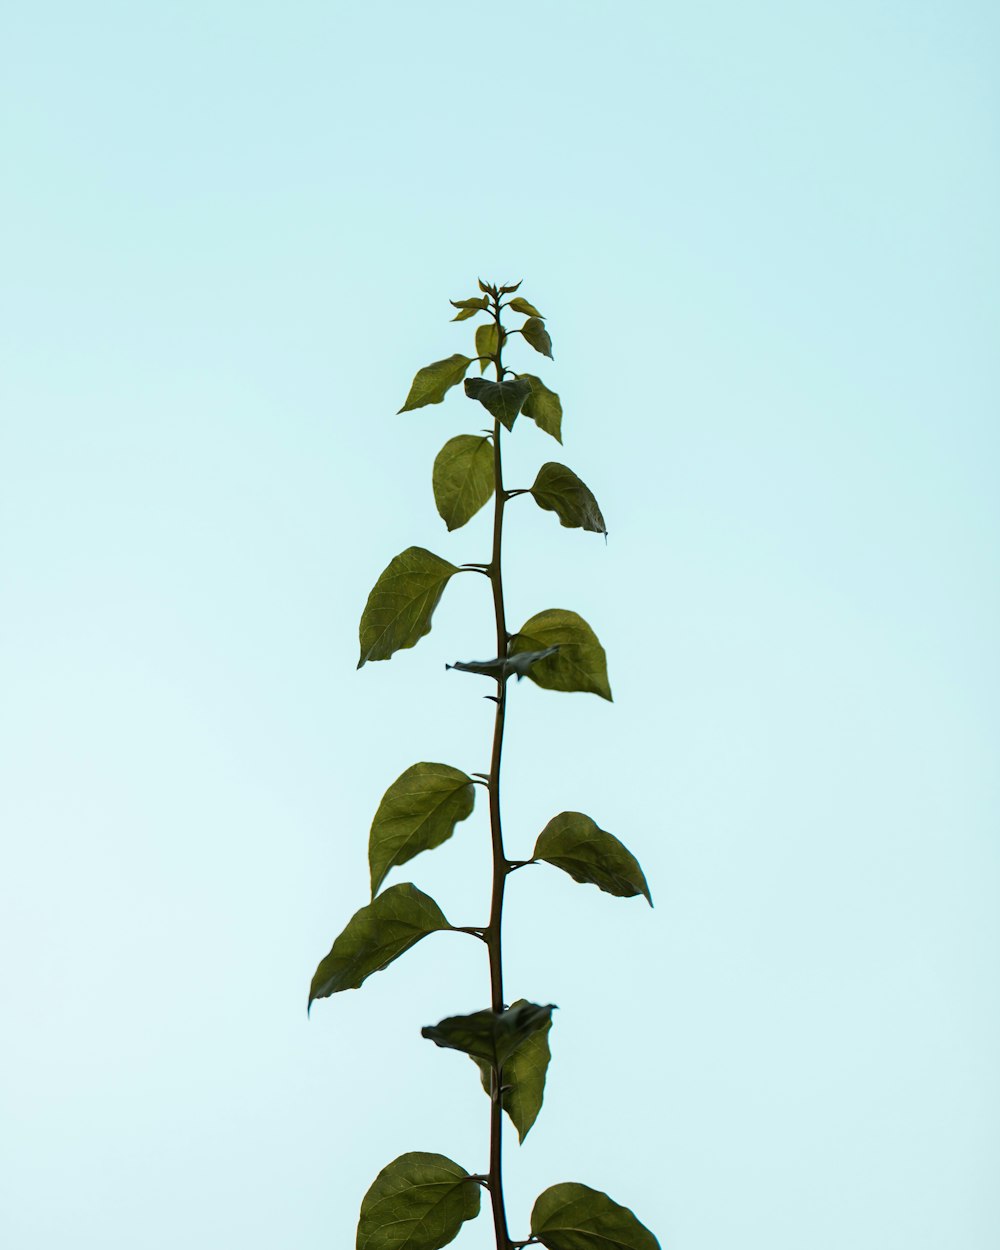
[1,3,998,1248]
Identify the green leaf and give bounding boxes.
[474,998,552,1143]
[422,1001,555,1070]
[450,296,489,322]
[477,278,493,294]
[446,646,559,682]
[309,883,450,1005]
[509,609,612,701]
[508,296,543,318]
[521,316,554,359]
[432,435,494,531]
[368,763,476,897]
[499,279,522,293]
[357,1152,481,1250]
[532,812,652,905]
[399,355,473,412]
[531,462,607,535]
[464,377,533,430]
[475,323,501,373]
[520,375,563,443]
[358,547,459,667]
[531,1183,660,1250]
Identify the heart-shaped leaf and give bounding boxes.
[508,296,543,318]
[357,1152,481,1250]
[531,462,606,535]
[532,812,651,905]
[521,316,553,359]
[369,763,476,897]
[509,609,612,700]
[446,646,559,682]
[399,355,473,412]
[432,436,494,531]
[531,1183,660,1250]
[358,547,459,666]
[474,323,502,373]
[473,998,552,1143]
[422,1002,555,1071]
[520,375,563,442]
[464,377,533,430]
[309,883,450,1005]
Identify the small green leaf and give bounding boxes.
[450,296,489,322]
[531,462,607,535]
[531,1183,660,1250]
[464,377,533,430]
[532,812,652,905]
[508,296,543,318]
[510,609,612,700]
[477,278,493,294]
[422,1002,555,1071]
[369,763,476,897]
[432,435,494,531]
[474,998,552,1143]
[520,375,563,442]
[358,547,459,666]
[399,355,473,412]
[499,279,522,293]
[521,316,554,359]
[446,646,559,682]
[357,1152,481,1250]
[309,883,450,1004]
[475,323,501,373]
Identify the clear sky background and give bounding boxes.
[2,2,998,1247]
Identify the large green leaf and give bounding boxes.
[369,763,476,897]
[507,296,543,318]
[532,812,652,905]
[432,436,494,531]
[309,883,449,1005]
[358,547,459,667]
[357,1152,481,1250]
[422,1002,554,1071]
[474,998,552,1143]
[531,463,606,535]
[520,375,563,443]
[509,609,612,701]
[531,1183,660,1250]
[521,316,554,359]
[449,296,489,322]
[398,355,473,412]
[464,377,533,430]
[474,324,501,374]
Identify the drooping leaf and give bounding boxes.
[399,355,473,412]
[475,323,502,374]
[369,763,476,897]
[509,609,612,700]
[464,377,533,430]
[445,647,559,682]
[450,296,489,322]
[520,375,563,443]
[358,547,459,667]
[531,1183,660,1250]
[432,436,494,531]
[309,883,450,1005]
[422,1002,555,1071]
[508,296,543,318]
[531,463,607,535]
[532,812,652,905]
[474,998,552,1143]
[521,316,554,359]
[357,1152,481,1250]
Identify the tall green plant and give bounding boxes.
[310,281,659,1250]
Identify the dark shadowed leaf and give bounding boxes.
[508,296,543,318]
[473,998,552,1143]
[309,884,450,1004]
[531,1183,660,1250]
[474,324,501,373]
[520,375,563,442]
[369,763,476,897]
[509,609,612,700]
[532,812,652,905]
[358,547,459,666]
[531,463,606,535]
[464,377,533,430]
[432,436,494,531]
[422,1002,555,1071]
[399,355,473,412]
[450,296,489,322]
[521,317,553,359]
[446,646,559,682]
[357,1152,481,1250]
